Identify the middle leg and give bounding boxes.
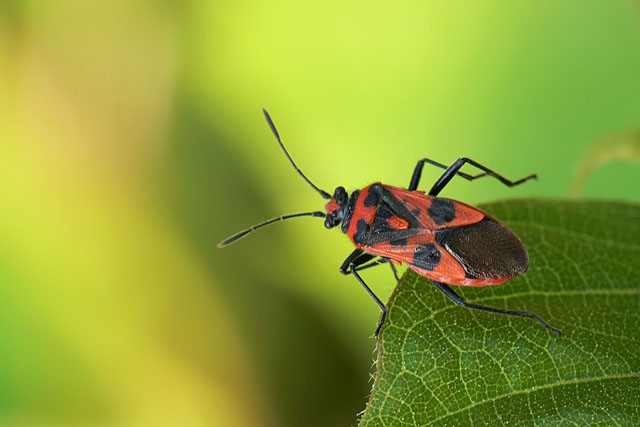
[340,249,398,336]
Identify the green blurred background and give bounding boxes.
[1,1,639,426]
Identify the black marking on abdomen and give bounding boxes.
[413,243,441,271]
[428,198,456,225]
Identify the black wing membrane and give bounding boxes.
[435,217,529,280]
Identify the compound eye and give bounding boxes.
[335,186,347,205]
[324,214,336,229]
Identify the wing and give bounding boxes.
[433,216,529,285]
[383,185,485,230]
[364,232,470,284]
[358,185,528,286]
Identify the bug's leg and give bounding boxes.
[388,261,400,282]
[353,270,387,337]
[409,158,487,191]
[340,249,396,275]
[340,249,375,274]
[432,281,561,336]
[341,253,399,278]
[353,259,401,283]
[427,157,537,196]
[345,258,387,273]
[340,249,388,336]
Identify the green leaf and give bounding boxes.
[359,199,640,426]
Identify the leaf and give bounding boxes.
[359,199,640,426]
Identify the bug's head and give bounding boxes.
[324,186,348,229]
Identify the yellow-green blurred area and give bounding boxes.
[0,1,639,426]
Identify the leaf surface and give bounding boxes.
[360,199,640,426]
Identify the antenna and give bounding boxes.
[218,211,325,247]
[263,109,332,200]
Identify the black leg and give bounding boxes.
[340,249,398,278]
[352,270,388,337]
[350,259,400,282]
[427,157,537,196]
[409,157,489,191]
[340,249,390,337]
[344,258,389,274]
[339,249,375,274]
[432,281,561,336]
[388,261,400,282]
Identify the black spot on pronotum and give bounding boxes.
[413,243,441,271]
[364,184,382,207]
[353,219,370,245]
[412,208,421,217]
[428,198,456,225]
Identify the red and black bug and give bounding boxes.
[219,110,561,337]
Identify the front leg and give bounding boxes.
[340,249,388,336]
[340,249,400,280]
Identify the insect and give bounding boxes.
[219,110,561,337]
